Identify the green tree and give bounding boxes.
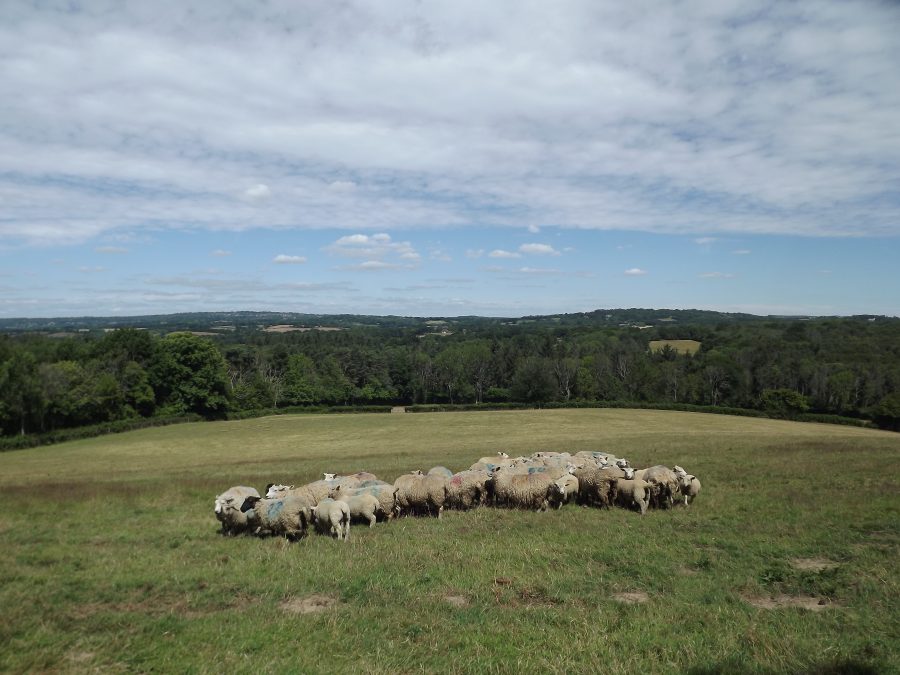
[760,388,810,419]
[511,357,556,403]
[150,334,230,417]
[0,350,43,435]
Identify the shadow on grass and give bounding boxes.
[686,659,881,675]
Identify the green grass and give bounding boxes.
[0,409,898,674]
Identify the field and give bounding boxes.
[1,409,898,674]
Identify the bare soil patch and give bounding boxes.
[281,594,339,615]
[612,591,649,604]
[791,557,839,572]
[743,594,833,611]
[444,594,469,608]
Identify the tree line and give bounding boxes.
[2,316,900,438]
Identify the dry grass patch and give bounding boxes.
[443,594,469,608]
[791,557,839,572]
[612,591,650,604]
[281,594,339,615]
[743,594,834,611]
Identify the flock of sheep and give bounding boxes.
[212,450,702,541]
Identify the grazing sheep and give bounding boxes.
[678,474,702,506]
[341,492,382,528]
[427,466,454,479]
[331,484,397,521]
[553,474,579,507]
[641,466,681,509]
[394,472,448,518]
[214,486,260,535]
[239,495,312,541]
[446,470,491,510]
[268,479,340,503]
[492,471,565,511]
[311,499,351,540]
[571,466,618,509]
[614,479,652,515]
[357,479,392,488]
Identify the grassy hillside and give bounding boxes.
[1,409,898,673]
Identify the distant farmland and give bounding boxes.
[649,339,701,355]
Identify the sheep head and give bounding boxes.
[323,473,336,481]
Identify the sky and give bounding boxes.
[1,0,899,318]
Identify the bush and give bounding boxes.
[0,414,203,452]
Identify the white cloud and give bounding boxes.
[732,249,752,255]
[519,267,559,275]
[210,249,232,257]
[325,233,420,265]
[694,237,717,246]
[527,225,541,234]
[244,184,271,200]
[430,249,452,262]
[465,249,484,259]
[624,268,648,276]
[94,246,128,254]
[273,254,307,264]
[699,271,734,279]
[78,266,105,273]
[519,243,560,256]
[489,249,521,259]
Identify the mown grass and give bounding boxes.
[0,409,898,674]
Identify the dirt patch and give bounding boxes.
[280,594,339,615]
[791,557,839,572]
[743,594,833,611]
[612,591,649,604]
[444,594,469,608]
[391,406,407,414]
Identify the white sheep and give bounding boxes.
[214,486,260,536]
[311,498,351,540]
[239,495,312,540]
[571,466,618,508]
[553,474,579,507]
[678,474,702,506]
[394,471,448,518]
[340,492,382,528]
[427,466,454,479]
[491,471,565,511]
[614,478,652,515]
[446,469,491,510]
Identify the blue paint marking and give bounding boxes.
[267,500,285,520]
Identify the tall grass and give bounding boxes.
[0,409,897,673]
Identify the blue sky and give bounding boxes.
[1,1,899,318]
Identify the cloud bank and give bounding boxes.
[1,0,898,247]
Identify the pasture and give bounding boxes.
[0,409,898,674]
[648,339,702,355]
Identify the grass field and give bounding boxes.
[648,339,702,355]
[1,409,898,674]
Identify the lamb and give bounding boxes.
[571,466,618,508]
[330,484,397,521]
[239,494,312,541]
[214,486,260,535]
[427,466,454,479]
[553,474,579,507]
[678,474,702,506]
[340,492,382,528]
[311,498,351,540]
[394,471,448,518]
[492,471,565,511]
[446,469,491,510]
[614,478,652,515]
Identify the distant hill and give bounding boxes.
[0,308,894,334]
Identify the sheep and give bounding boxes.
[311,498,351,540]
[614,478,652,515]
[641,466,681,508]
[427,466,454,479]
[394,471,448,518]
[340,492,382,528]
[678,474,702,506]
[330,484,397,521]
[214,486,259,535]
[492,471,565,511]
[446,469,491,510]
[268,479,339,503]
[239,495,312,541]
[553,474,579,507]
[571,466,618,509]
